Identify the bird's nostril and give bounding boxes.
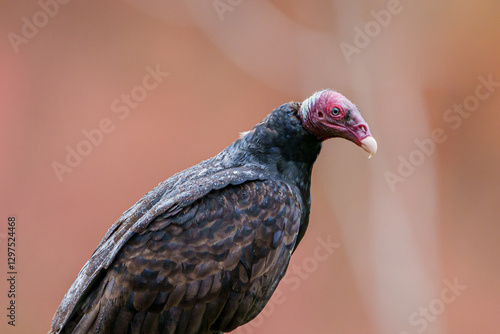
[358,124,367,133]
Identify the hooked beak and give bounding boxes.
[343,121,377,159]
[321,109,377,158]
[360,136,377,158]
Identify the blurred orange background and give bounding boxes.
[1,1,500,333]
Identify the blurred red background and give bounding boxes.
[1,1,500,333]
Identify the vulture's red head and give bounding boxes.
[299,90,377,158]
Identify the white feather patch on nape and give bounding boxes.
[239,130,251,138]
[300,90,327,120]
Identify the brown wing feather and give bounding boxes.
[60,179,302,334]
[49,165,272,334]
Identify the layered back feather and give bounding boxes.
[49,102,322,334]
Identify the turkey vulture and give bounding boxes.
[49,90,377,334]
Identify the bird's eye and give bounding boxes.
[331,107,341,116]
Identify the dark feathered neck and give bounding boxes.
[219,102,321,251]
[223,102,322,189]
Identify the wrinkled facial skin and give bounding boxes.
[300,90,377,157]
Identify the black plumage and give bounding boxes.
[49,90,376,334]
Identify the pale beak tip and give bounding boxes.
[360,136,377,159]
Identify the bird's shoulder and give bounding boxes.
[103,179,303,331]
[49,163,300,333]
[120,178,303,271]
